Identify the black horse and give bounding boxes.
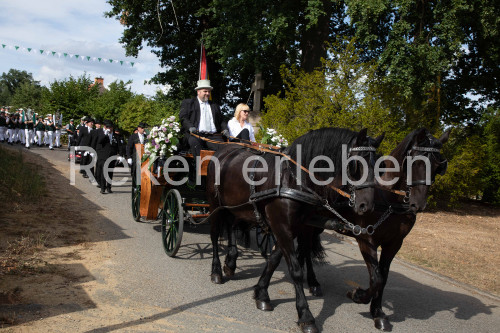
[206,128,384,333]
[294,128,450,331]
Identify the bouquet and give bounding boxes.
[143,116,182,162]
[260,127,288,148]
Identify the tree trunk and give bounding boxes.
[300,0,332,72]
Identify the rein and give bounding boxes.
[190,132,353,199]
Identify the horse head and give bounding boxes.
[346,128,385,215]
[402,128,450,213]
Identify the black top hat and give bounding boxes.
[137,122,147,128]
[85,117,94,123]
[94,119,102,125]
[104,120,114,128]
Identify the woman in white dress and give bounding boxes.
[227,103,255,142]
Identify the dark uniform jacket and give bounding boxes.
[96,130,120,161]
[179,97,227,134]
[76,126,93,147]
[126,132,145,160]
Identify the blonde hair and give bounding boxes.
[234,103,250,122]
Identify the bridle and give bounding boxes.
[400,139,448,203]
[346,145,377,207]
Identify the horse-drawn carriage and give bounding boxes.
[131,143,216,256]
[129,127,449,333]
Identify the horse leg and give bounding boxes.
[347,239,380,305]
[210,210,224,284]
[369,241,402,331]
[281,236,318,333]
[223,218,238,278]
[297,228,323,297]
[254,246,283,311]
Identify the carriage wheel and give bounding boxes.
[162,189,184,257]
[256,227,276,259]
[131,172,141,222]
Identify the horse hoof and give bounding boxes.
[211,273,223,284]
[255,300,273,311]
[374,317,392,331]
[223,264,235,277]
[300,323,319,333]
[309,286,323,297]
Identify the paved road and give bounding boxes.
[31,147,500,332]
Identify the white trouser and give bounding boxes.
[36,131,43,146]
[18,129,25,144]
[7,129,14,143]
[14,128,20,142]
[0,127,5,141]
[43,131,48,144]
[30,130,35,144]
[55,130,61,147]
[25,129,31,147]
[48,131,54,148]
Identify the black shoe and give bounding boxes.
[83,174,89,178]
[100,189,106,194]
[106,188,113,193]
[96,184,101,188]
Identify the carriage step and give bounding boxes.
[184,203,210,208]
[190,213,210,218]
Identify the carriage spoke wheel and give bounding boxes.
[131,172,141,222]
[162,189,184,257]
[256,227,276,259]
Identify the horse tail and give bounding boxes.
[297,227,326,266]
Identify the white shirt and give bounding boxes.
[198,98,216,133]
[138,132,144,144]
[228,118,256,142]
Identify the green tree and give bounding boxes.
[0,69,37,106]
[261,40,400,152]
[105,0,351,105]
[9,81,46,112]
[118,95,178,134]
[41,74,100,120]
[93,80,134,126]
[346,0,500,130]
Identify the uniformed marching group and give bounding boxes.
[1,106,147,195]
[0,107,64,149]
[74,116,146,195]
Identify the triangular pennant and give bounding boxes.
[131,62,135,67]
[98,57,102,62]
[64,53,68,57]
[15,46,19,50]
[120,61,123,65]
[109,59,113,63]
[75,54,79,59]
[1,44,5,48]
[87,56,90,61]
[27,48,32,52]
[39,50,44,54]
[52,51,56,56]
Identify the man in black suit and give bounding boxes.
[126,122,147,169]
[179,79,228,157]
[91,119,104,186]
[96,120,121,194]
[76,117,95,178]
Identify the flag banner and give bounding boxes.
[0,41,138,67]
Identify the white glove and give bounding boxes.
[90,153,95,158]
[127,158,132,165]
[84,151,89,156]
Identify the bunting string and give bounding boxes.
[1,42,136,67]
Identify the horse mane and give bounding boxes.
[390,128,429,163]
[286,127,360,192]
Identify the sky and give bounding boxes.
[0,0,164,96]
